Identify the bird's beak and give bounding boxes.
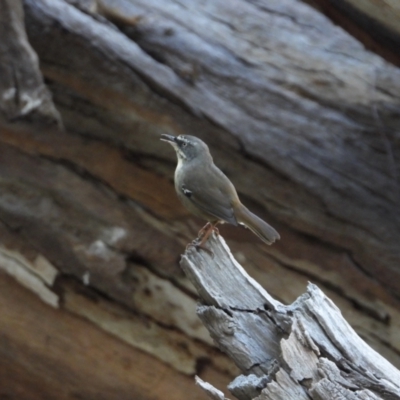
[160,134,177,143]
[161,134,180,152]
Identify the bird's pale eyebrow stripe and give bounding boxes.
[178,136,188,143]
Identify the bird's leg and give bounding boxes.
[197,222,220,240]
[196,222,215,247]
[187,222,220,256]
[197,222,212,240]
[186,221,221,255]
[186,223,212,252]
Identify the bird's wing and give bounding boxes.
[181,166,238,226]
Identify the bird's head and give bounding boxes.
[161,134,211,162]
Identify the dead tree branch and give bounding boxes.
[182,234,400,400]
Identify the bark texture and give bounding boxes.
[307,0,400,66]
[0,0,399,398]
[0,0,61,125]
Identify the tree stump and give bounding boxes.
[183,234,400,400]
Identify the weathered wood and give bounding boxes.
[0,0,61,125]
[183,235,400,399]
[308,0,400,65]
[22,0,400,296]
[196,376,231,400]
[0,0,400,398]
[0,271,231,400]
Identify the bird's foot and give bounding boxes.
[197,222,219,241]
[197,222,212,239]
[186,239,214,257]
[187,221,219,257]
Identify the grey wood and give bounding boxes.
[0,0,61,125]
[1,0,400,397]
[183,234,400,399]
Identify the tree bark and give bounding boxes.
[0,0,61,125]
[306,0,400,66]
[0,0,399,398]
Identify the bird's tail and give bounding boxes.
[234,203,280,245]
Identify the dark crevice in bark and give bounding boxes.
[55,273,210,349]
[38,154,170,222]
[300,0,400,68]
[264,251,390,325]
[123,252,197,301]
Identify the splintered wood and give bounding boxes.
[182,234,400,400]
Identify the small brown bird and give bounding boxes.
[161,134,280,249]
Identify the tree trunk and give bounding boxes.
[306,0,400,66]
[0,0,399,398]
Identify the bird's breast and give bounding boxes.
[174,158,185,186]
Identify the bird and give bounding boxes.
[161,134,280,250]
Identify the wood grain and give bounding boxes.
[0,0,399,398]
[182,235,400,399]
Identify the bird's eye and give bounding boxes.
[181,141,187,148]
